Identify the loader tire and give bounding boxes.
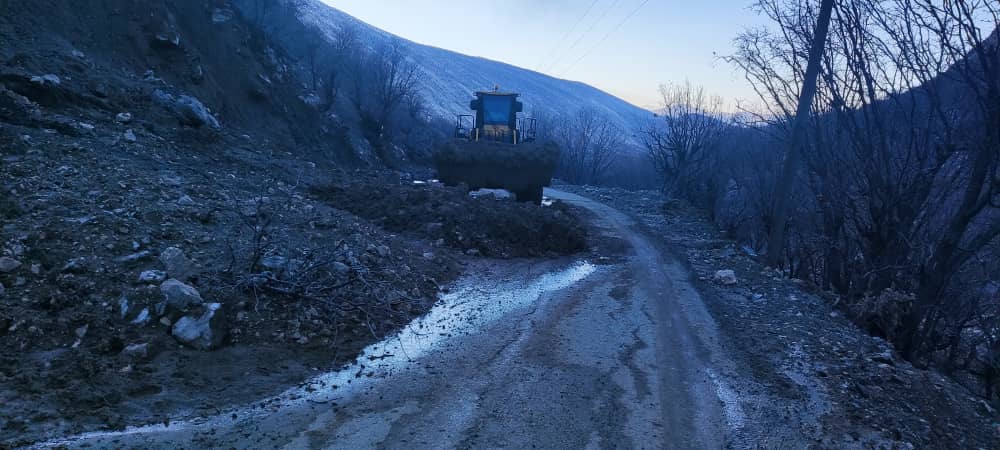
[515,186,543,205]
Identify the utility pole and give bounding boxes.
[765,0,837,268]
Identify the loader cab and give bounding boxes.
[439,88,558,204]
[455,89,537,144]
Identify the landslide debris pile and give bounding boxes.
[312,173,588,258]
[0,118,458,446]
[0,0,590,445]
[0,1,461,446]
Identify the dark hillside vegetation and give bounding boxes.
[645,0,1000,401]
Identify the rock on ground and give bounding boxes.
[29,74,60,85]
[138,270,167,283]
[713,269,738,285]
[158,279,203,316]
[116,250,152,264]
[152,89,220,129]
[177,195,197,206]
[332,262,350,274]
[171,303,226,350]
[122,343,149,359]
[0,257,21,273]
[160,247,196,281]
[469,189,514,200]
[261,255,288,270]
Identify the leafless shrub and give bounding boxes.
[716,0,1000,389]
[642,82,728,202]
[221,178,430,339]
[855,288,915,339]
[305,22,359,114]
[554,108,624,185]
[346,38,423,151]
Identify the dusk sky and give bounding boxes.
[321,0,766,110]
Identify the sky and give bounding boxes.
[320,0,767,110]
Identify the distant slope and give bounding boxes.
[278,0,650,132]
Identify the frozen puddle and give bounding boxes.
[39,260,596,447]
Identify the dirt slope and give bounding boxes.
[0,2,590,446]
[0,0,352,163]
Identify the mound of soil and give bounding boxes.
[0,2,463,446]
[0,1,588,446]
[0,114,461,446]
[312,172,588,258]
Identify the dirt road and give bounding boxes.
[37,189,756,449]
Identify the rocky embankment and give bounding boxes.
[0,102,587,447]
[0,2,590,446]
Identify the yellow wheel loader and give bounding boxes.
[434,89,559,204]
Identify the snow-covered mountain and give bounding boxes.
[258,0,650,133]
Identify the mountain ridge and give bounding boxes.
[274,0,652,134]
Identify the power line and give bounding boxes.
[543,0,622,73]
[537,0,601,69]
[559,0,651,76]
[546,0,621,71]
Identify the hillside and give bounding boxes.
[234,0,650,135]
[3,1,1000,448]
[0,1,590,445]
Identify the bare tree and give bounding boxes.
[880,0,1000,359]
[348,38,422,138]
[304,37,325,93]
[302,23,360,114]
[323,23,360,111]
[763,0,835,268]
[642,82,728,200]
[555,108,624,185]
[727,0,1000,370]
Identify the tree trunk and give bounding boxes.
[765,0,836,268]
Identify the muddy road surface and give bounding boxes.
[36,189,782,449]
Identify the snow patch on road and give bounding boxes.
[36,260,597,448]
[307,259,597,385]
[706,368,746,431]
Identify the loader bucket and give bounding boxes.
[434,140,560,204]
